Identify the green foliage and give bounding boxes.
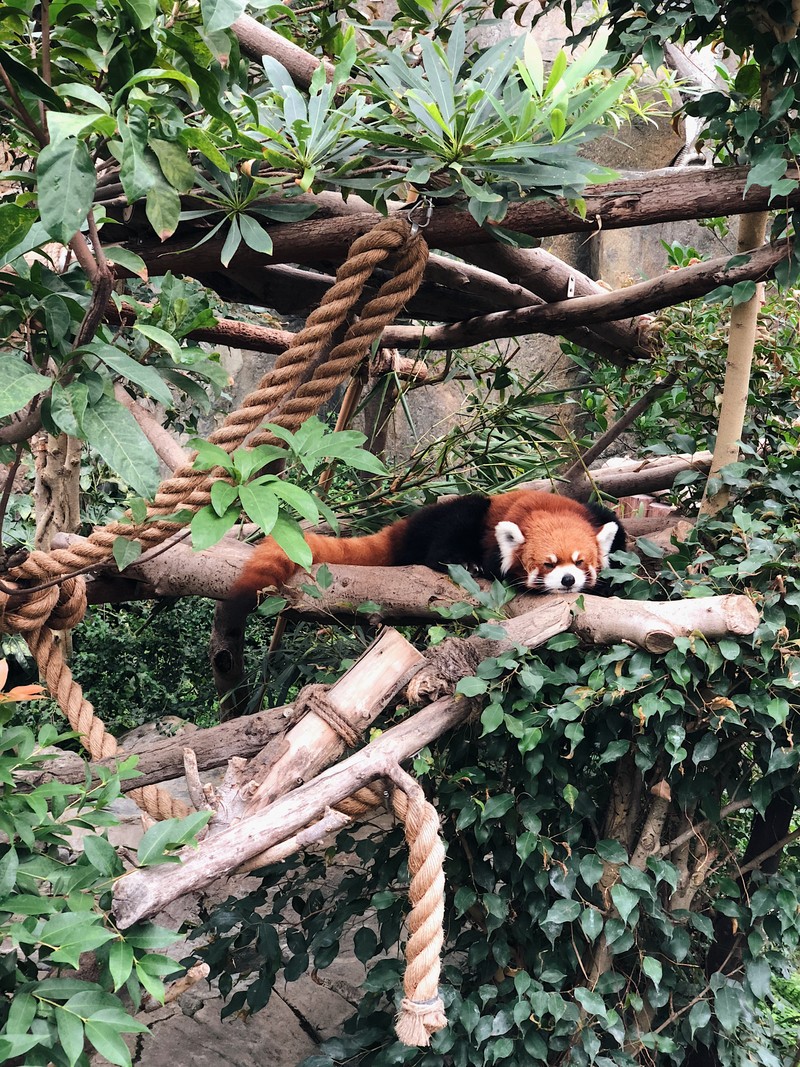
[189,416,386,559]
[192,440,800,1066]
[0,702,193,1067]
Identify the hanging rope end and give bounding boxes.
[395,995,447,1046]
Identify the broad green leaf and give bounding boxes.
[642,956,662,988]
[210,480,239,517]
[88,344,173,407]
[544,899,581,925]
[220,217,242,267]
[134,323,183,361]
[573,987,607,1018]
[83,833,121,876]
[270,513,312,568]
[238,212,273,254]
[239,484,280,536]
[37,137,96,243]
[81,392,160,498]
[190,504,240,551]
[0,204,36,257]
[120,0,158,29]
[580,907,603,942]
[714,981,743,1032]
[0,847,18,898]
[688,1000,711,1038]
[137,811,211,866]
[104,246,149,280]
[84,1020,133,1067]
[118,107,156,203]
[46,110,113,149]
[264,480,320,524]
[55,1005,85,1067]
[151,138,196,194]
[456,675,488,697]
[40,913,117,968]
[146,175,181,240]
[610,884,640,925]
[49,381,89,437]
[0,354,51,417]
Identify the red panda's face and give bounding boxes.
[494,516,619,592]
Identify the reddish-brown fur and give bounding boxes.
[484,491,607,584]
[231,490,616,602]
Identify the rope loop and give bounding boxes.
[294,683,362,748]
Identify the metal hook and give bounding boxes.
[404,197,433,236]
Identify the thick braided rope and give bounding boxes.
[0,215,428,822]
[8,215,428,587]
[393,784,447,1047]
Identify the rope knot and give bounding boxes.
[0,584,59,635]
[294,683,362,748]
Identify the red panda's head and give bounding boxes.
[494,511,619,593]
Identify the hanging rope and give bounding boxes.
[0,214,430,823]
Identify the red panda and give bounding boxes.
[231,490,626,607]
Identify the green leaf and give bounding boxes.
[113,536,143,571]
[150,138,196,194]
[0,204,37,258]
[49,381,89,436]
[238,213,273,255]
[579,907,603,942]
[745,958,771,1000]
[137,811,211,866]
[88,344,174,407]
[0,354,51,417]
[688,1000,711,1038]
[83,833,122,877]
[118,107,156,203]
[239,484,280,536]
[37,138,97,243]
[0,846,19,898]
[104,246,149,280]
[81,392,160,498]
[456,675,488,697]
[642,956,662,988]
[210,480,239,517]
[40,913,117,968]
[56,1005,85,1067]
[134,323,183,361]
[121,0,158,31]
[573,987,607,1018]
[544,899,581,925]
[610,884,640,925]
[190,504,240,551]
[84,1019,133,1067]
[108,940,134,990]
[713,981,743,1032]
[270,514,312,569]
[146,175,181,241]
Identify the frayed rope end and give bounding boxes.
[395,995,447,1047]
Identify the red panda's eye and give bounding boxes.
[575,558,584,566]
[542,562,555,571]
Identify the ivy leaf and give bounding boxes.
[610,884,640,925]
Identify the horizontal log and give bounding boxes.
[132,167,800,271]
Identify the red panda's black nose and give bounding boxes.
[561,573,575,588]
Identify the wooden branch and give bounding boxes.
[383,239,790,347]
[131,166,800,271]
[113,385,189,472]
[231,14,335,85]
[110,586,758,927]
[111,693,473,927]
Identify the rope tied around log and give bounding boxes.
[293,684,362,748]
[2,214,430,824]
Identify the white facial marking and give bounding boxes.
[544,564,586,592]
[596,521,619,569]
[495,521,525,575]
[571,551,581,563]
[526,567,540,588]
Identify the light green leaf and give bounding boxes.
[49,381,88,436]
[610,884,640,925]
[134,323,183,361]
[544,899,581,925]
[0,204,37,258]
[714,981,743,1032]
[118,107,156,203]
[688,1000,711,1038]
[120,0,157,30]
[580,907,603,942]
[37,137,96,243]
[0,847,18,898]
[113,536,142,571]
[82,834,121,876]
[46,110,113,149]
[0,354,51,417]
[270,513,312,568]
[239,483,280,536]
[220,217,242,267]
[238,213,273,255]
[146,176,181,240]
[642,956,662,988]
[40,913,117,968]
[81,392,160,498]
[84,1020,133,1067]
[263,480,320,524]
[210,480,239,517]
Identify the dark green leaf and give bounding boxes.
[37,138,96,243]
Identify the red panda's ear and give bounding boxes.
[596,521,619,568]
[495,521,525,574]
